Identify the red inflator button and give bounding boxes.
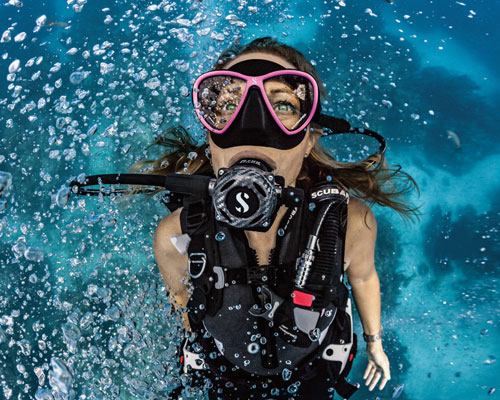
[292,290,314,307]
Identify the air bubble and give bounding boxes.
[24,246,44,262]
[215,232,226,241]
[14,32,26,42]
[247,343,259,354]
[287,382,300,394]
[34,388,53,400]
[1,30,12,43]
[382,99,393,109]
[282,368,292,381]
[179,85,189,97]
[69,71,85,85]
[49,357,73,394]
[55,186,70,207]
[8,59,20,74]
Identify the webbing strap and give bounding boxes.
[182,197,224,321]
[224,265,278,286]
[332,333,359,399]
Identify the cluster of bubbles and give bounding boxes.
[35,280,186,399]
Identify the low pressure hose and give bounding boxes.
[294,195,347,303]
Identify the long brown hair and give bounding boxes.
[133,37,421,222]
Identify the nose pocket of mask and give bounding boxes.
[232,87,273,132]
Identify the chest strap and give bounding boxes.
[222,264,278,286]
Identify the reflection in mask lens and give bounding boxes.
[196,74,314,132]
[197,76,246,130]
[263,75,314,131]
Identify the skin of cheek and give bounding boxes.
[208,128,318,187]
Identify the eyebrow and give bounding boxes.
[268,88,293,95]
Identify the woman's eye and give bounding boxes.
[274,102,297,113]
[217,101,238,113]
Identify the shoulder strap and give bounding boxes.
[180,196,224,325]
[180,196,210,235]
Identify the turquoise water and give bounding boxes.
[0,0,498,399]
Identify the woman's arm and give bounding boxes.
[345,198,391,391]
[345,199,381,339]
[153,208,191,331]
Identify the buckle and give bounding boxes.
[188,252,206,278]
[213,266,225,289]
[246,265,276,285]
[182,338,206,373]
[247,286,283,321]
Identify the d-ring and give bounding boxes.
[188,253,207,278]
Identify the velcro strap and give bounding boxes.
[333,377,360,399]
[337,282,349,309]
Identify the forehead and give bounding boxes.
[223,52,296,70]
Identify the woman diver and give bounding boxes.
[144,37,419,399]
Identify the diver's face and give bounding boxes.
[208,52,318,187]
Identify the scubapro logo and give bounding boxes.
[235,191,250,213]
[226,187,258,217]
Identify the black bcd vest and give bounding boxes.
[178,182,359,399]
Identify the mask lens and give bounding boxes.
[196,75,246,130]
[263,74,315,132]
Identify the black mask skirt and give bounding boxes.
[209,59,308,150]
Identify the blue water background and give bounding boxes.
[0,0,498,398]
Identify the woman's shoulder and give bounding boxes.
[155,207,183,234]
[153,208,184,255]
[347,197,376,231]
[154,207,190,279]
[344,197,377,271]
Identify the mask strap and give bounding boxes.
[315,113,387,166]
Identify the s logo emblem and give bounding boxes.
[235,191,250,213]
[226,187,258,218]
[252,77,257,85]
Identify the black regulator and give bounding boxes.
[209,158,303,231]
[68,158,303,232]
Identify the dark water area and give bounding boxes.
[0,0,498,399]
